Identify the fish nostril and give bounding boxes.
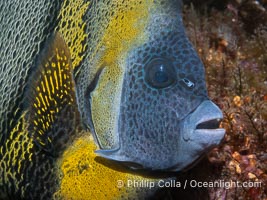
[196,119,222,129]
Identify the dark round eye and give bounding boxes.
[145,58,176,89]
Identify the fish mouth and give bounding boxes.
[182,100,225,141]
[169,109,225,172]
[196,118,222,130]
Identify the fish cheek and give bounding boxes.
[117,59,183,169]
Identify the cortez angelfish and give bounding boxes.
[0,0,225,199]
[75,0,225,171]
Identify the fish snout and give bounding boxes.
[169,100,225,171]
[184,100,225,143]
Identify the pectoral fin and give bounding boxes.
[25,32,80,156]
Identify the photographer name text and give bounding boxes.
[117,179,262,189]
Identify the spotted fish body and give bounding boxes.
[0,0,225,199]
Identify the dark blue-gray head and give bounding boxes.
[78,0,225,171]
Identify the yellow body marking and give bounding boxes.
[56,0,89,70]
[0,113,34,195]
[56,134,158,199]
[91,0,152,148]
[44,75,51,98]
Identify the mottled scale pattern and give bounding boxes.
[0,116,57,199]
[26,33,79,156]
[56,0,90,70]
[0,0,61,143]
[0,32,80,199]
[75,0,151,148]
[120,40,207,168]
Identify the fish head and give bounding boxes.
[79,0,225,171]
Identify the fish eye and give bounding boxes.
[145,58,176,89]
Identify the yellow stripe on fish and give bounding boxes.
[89,0,151,149]
[55,135,163,200]
[55,0,153,150]
[26,32,78,155]
[0,115,34,198]
[56,0,89,70]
